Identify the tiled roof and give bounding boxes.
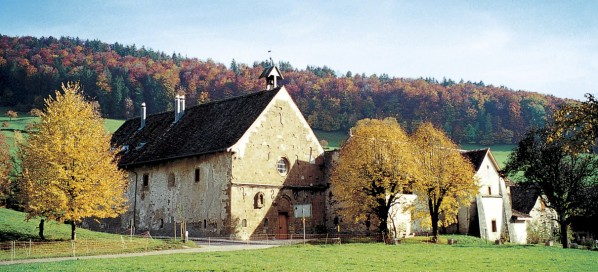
[111,88,281,166]
[510,183,541,214]
[511,209,532,219]
[461,148,488,171]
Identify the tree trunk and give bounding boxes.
[378,216,388,236]
[38,219,45,240]
[559,220,569,248]
[431,212,439,243]
[71,221,77,241]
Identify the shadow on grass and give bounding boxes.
[0,231,38,242]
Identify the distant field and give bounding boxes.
[5,239,597,271]
[460,144,515,168]
[0,109,125,155]
[104,119,126,133]
[313,129,348,149]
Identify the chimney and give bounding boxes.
[180,95,185,116]
[174,95,181,123]
[139,102,146,130]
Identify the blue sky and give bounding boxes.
[1,0,597,100]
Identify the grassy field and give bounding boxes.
[5,240,597,271]
[0,208,120,242]
[0,208,188,261]
[460,144,515,168]
[313,129,348,149]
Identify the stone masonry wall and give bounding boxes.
[122,152,232,237]
[230,96,326,238]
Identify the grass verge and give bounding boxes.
[4,240,597,271]
[0,208,190,261]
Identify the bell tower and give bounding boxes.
[259,59,284,90]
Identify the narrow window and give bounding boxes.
[488,186,492,195]
[277,157,289,176]
[491,220,497,232]
[142,174,149,188]
[168,173,175,188]
[204,219,207,229]
[254,192,265,209]
[242,219,247,228]
[264,218,269,228]
[194,168,200,183]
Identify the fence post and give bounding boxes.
[120,235,126,252]
[28,239,32,257]
[11,241,14,262]
[72,240,76,257]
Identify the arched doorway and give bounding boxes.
[275,194,292,239]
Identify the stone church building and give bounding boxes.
[110,65,533,243]
[111,66,326,239]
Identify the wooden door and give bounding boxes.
[276,212,288,239]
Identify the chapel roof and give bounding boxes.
[461,148,489,171]
[510,183,542,214]
[111,87,282,167]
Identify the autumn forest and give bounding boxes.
[0,35,567,144]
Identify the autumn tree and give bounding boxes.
[410,123,478,242]
[552,93,598,153]
[5,110,17,120]
[504,127,598,248]
[330,118,416,235]
[19,82,128,240]
[0,132,11,203]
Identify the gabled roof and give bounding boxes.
[511,209,533,220]
[259,66,284,80]
[510,184,542,214]
[461,148,489,171]
[111,88,282,167]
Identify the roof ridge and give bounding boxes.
[126,88,282,122]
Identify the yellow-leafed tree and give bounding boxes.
[19,82,128,240]
[330,118,416,235]
[410,123,478,242]
[0,132,11,202]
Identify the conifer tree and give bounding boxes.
[19,82,128,240]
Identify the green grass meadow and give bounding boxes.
[5,241,598,271]
[460,144,515,168]
[0,208,118,242]
[0,208,188,261]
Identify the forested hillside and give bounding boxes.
[0,35,566,144]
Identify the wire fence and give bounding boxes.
[0,235,168,262]
[0,233,409,262]
[191,233,392,246]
